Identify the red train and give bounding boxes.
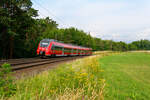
[37,39,92,57]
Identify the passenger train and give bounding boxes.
[37,39,92,57]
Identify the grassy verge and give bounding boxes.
[100,52,150,100]
[5,55,109,100]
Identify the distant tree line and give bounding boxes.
[0,0,150,59]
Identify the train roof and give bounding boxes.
[40,39,92,50]
[40,39,58,42]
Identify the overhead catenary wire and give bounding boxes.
[32,0,69,28]
[38,11,47,18]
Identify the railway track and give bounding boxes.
[0,56,85,71]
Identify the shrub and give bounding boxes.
[0,63,16,98]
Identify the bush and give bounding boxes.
[0,63,16,98]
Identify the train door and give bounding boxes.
[76,49,78,55]
[62,47,64,56]
[71,49,73,56]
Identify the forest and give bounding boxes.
[1,0,150,59]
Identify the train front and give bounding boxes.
[37,39,51,57]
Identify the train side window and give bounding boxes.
[59,47,63,50]
[69,48,72,53]
[51,45,62,50]
[78,50,80,53]
[51,45,55,50]
[64,48,66,51]
[55,46,62,51]
[68,48,71,53]
[85,50,87,53]
[64,48,71,53]
[64,48,67,53]
[73,49,76,53]
[55,46,59,50]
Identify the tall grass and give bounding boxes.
[8,55,106,100]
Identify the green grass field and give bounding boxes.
[100,52,150,100]
[1,52,150,100]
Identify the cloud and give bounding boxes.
[32,0,150,42]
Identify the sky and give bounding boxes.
[32,0,150,43]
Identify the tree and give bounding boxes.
[0,0,38,58]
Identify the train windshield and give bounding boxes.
[40,41,50,47]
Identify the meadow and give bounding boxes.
[100,52,150,100]
[1,52,150,100]
[4,55,106,100]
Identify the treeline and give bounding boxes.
[0,0,150,59]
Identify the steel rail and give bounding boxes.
[0,56,85,71]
